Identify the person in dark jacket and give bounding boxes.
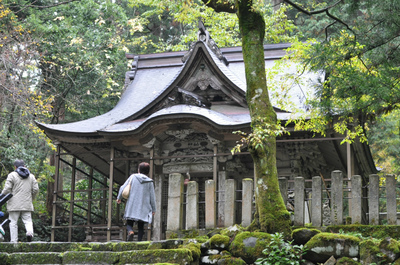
[1,159,39,242]
[116,162,156,241]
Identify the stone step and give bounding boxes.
[0,241,149,253]
[0,248,192,265]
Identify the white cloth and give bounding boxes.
[8,211,33,243]
[2,171,38,212]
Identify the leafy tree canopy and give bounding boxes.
[276,0,400,144]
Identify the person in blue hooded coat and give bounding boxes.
[116,162,156,241]
[1,159,38,242]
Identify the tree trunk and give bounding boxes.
[237,0,291,236]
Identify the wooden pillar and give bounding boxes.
[68,158,76,242]
[107,146,115,241]
[347,143,353,218]
[213,145,218,183]
[51,145,61,242]
[87,167,93,226]
[217,171,226,227]
[153,171,163,240]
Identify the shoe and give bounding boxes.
[127,232,134,242]
[27,234,32,242]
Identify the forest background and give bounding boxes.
[1,0,400,241]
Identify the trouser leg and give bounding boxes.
[20,211,33,236]
[126,220,134,234]
[8,211,20,243]
[137,221,144,241]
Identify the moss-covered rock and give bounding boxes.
[0,253,9,265]
[182,242,201,261]
[0,242,23,253]
[119,249,193,265]
[336,256,361,264]
[112,241,150,251]
[62,250,120,264]
[304,232,360,263]
[327,225,400,240]
[229,231,271,264]
[291,228,321,245]
[209,234,230,249]
[359,239,385,265]
[220,225,245,238]
[217,256,246,265]
[147,239,184,250]
[6,252,62,264]
[379,237,400,262]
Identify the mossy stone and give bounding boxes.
[217,256,246,265]
[327,225,400,240]
[360,239,385,264]
[63,250,120,264]
[148,239,184,250]
[7,252,62,264]
[292,228,321,245]
[304,232,360,263]
[209,234,230,249]
[119,249,193,265]
[229,231,271,264]
[182,242,201,261]
[336,256,361,265]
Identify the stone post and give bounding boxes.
[294,177,305,226]
[224,179,237,227]
[218,171,226,227]
[351,175,362,224]
[186,181,199,230]
[311,176,322,227]
[205,180,216,229]
[279,177,288,207]
[386,175,397,225]
[331,170,343,225]
[242,178,253,227]
[369,174,380,225]
[167,173,184,234]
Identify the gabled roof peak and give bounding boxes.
[182,20,229,65]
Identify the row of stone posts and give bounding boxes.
[166,173,254,234]
[281,170,398,226]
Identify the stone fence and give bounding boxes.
[281,170,398,226]
[166,170,397,236]
[166,173,254,234]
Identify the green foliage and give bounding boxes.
[276,0,400,142]
[254,233,306,265]
[232,120,287,154]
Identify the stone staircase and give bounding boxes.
[0,240,194,265]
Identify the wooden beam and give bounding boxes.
[107,147,115,241]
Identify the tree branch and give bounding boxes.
[282,0,356,39]
[282,0,343,15]
[200,0,237,13]
[26,0,80,9]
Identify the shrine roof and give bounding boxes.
[36,41,295,136]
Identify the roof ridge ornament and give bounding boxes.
[182,20,229,65]
[124,56,139,90]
